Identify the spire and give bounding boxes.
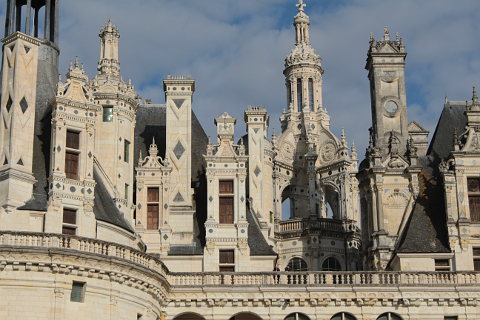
[98,19,121,75]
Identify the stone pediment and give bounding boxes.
[382,153,410,169]
[408,120,428,133]
[461,128,480,152]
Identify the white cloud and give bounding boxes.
[2,0,480,158]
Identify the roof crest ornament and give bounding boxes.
[297,0,306,12]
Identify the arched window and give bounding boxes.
[173,313,205,320]
[322,257,342,271]
[286,257,308,271]
[377,313,402,320]
[331,313,356,320]
[285,313,310,320]
[229,312,262,320]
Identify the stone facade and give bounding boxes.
[0,0,479,319]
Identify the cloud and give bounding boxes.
[2,0,480,158]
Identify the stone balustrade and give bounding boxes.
[1,231,479,291]
[275,218,359,238]
[168,271,480,287]
[0,231,169,276]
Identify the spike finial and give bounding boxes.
[383,26,390,41]
[473,86,478,103]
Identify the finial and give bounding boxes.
[297,0,306,12]
[138,150,143,165]
[149,137,158,156]
[74,56,79,68]
[383,26,390,41]
[395,32,399,41]
[152,137,156,145]
[69,59,73,70]
[370,32,374,42]
[473,86,478,103]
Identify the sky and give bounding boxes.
[2,0,480,156]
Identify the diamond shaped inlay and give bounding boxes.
[254,166,261,177]
[163,234,169,240]
[88,151,92,158]
[209,196,213,202]
[87,188,92,194]
[240,196,245,202]
[55,183,61,189]
[173,192,184,202]
[19,97,28,113]
[173,141,185,160]
[5,96,12,113]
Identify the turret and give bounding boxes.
[0,0,59,215]
[92,20,140,223]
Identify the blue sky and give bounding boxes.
[2,0,480,155]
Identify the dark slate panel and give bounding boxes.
[428,101,467,160]
[168,244,204,256]
[93,167,134,232]
[396,156,450,253]
[246,207,277,256]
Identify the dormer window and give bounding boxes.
[65,130,80,180]
[219,180,234,224]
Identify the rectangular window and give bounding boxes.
[147,187,160,230]
[70,281,86,302]
[467,177,480,222]
[474,247,480,271]
[124,139,130,163]
[62,208,77,235]
[103,106,113,122]
[147,187,160,202]
[219,180,234,194]
[297,78,302,110]
[219,249,235,272]
[435,259,451,271]
[147,204,159,230]
[65,130,80,180]
[66,130,80,149]
[219,197,234,224]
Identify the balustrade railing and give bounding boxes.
[1,231,479,289]
[0,231,169,277]
[276,218,358,235]
[167,271,480,287]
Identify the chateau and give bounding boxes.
[0,0,479,319]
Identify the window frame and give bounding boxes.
[219,249,235,272]
[467,177,480,222]
[147,187,160,230]
[70,281,86,303]
[219,180,234,224]
[434,259,451,271]
[124,139,130,163]
[62,208,77,235]
[102,105,114,122]
[473,247,480,271]
[65,129,80,180]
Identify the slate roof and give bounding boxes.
[93,167,134,232]
[396,101,467,254]
[396,156,450,253]
[246,207,277,256]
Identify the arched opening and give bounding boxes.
[286,257,308,271]
[324,185,340,219]
[377,313,402,320]
[322,257,342,271]
[229,312,262,320]
[282,197,294,220]
[331,313,357,320]
[285,313,310,320]
[173,313,205,320]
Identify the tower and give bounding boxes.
[359,29,421,270]
[366,27,408,156]
[92,20,140,223]
[163,75,196,245]
[0,0,59,215]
